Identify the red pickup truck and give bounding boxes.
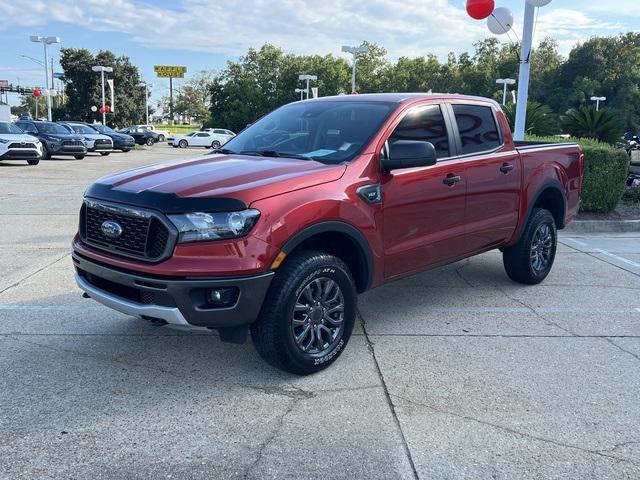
[73,94,583,374]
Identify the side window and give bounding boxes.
[452,104,502,155]
[213,129,226,134]
[196,133,209,137]
[19,123,37,133]
[388,105,449,159]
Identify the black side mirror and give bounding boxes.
[382,140,438,172]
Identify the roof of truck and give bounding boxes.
[311,93,500,107]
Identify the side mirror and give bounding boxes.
[381,140,438,172]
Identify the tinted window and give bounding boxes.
[36,122,71,134]
[0,122,25,134]
[389,105,449,159]
[196,133,210,137]
[224,101,395,165]
[17,122,37,133]
[213,129,226,134]
[453,105,501,155]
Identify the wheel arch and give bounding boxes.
[280,221,374,294]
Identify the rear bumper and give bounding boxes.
[73,252,274,328]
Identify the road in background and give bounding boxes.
[1,149,639,479]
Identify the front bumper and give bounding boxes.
[50,143,87,156]
[0,147,42,159]
[114,139,136,150]
[73,252,274,328]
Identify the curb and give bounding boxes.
[564,219,640,234]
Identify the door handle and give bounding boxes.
[500,163,515,174]
[443,174,461,186]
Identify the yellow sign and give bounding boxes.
[154,65,187,78]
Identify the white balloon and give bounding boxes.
[487,7,514,35]
[527,0,552,6]
[91,106,98,112]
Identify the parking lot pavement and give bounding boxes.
[1,148,640,479]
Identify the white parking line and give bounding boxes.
[595,249,640,269]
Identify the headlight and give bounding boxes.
[0,138,9,144]
[168,209,260,243]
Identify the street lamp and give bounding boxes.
[591,96,606,111]
[496,78,516,105]
[342,45,368,94]
[298,74,317,100]
[29,35,60,121]
[92,65,113,125]
[138,82,150,124]
[295,88,305,101]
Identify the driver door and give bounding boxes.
[382,104,468,279]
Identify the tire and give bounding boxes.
[42,145,51,160]
[211,140,221,149]
[74,155,85,160]
[27,159,40,166]
[122,148,131,153]
[251,250,357,375]
[100,152,110,156]
[145,137,155,146]
[503,208,557,285]
[158,134,165,142]
[179,140,188,148]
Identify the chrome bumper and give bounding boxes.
[75,273,190,326]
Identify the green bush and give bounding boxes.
[526,135,630,213]
[623,188,640,204]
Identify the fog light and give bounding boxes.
[206,287,239,308]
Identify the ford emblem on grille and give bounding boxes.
[101,220,123,238]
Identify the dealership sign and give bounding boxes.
[154,65,187,78]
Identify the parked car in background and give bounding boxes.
[88,123,136,152]
[168,130,233,148]
[72,93,584,374]
[0,121,42,165]
[15,119,86,160]
[202,128,236,146]
[120,126,160,146]
[59,122,113,156]
[137,125,169,142]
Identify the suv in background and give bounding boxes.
[0,121,43,165]
[15,120,86,160]
[87,123,136,152]
[59,122,113,156]
[201,128,235,148]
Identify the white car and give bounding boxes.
[0,121,43,165]
[168,130,235,149]
[60,122,114,155]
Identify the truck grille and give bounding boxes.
[80,199,176,262]
[63,140,86,151]
[9,142,36,149]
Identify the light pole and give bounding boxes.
[29,35,60,121]
[138,82,150,124]
[496,78,516,105]
[92,65,113,125]
[298,74,317,100]
[342,45,368,94]
[591,96,606,111]
[295,88,305,101]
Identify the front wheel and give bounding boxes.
[251,251,356,375]
[158,134,165,142]
[211,140,221,149]
[145,137,155,146]
[122,148,131,153]
[179,140,188,148]
[100,152,110,156]
[503,208,557,285]
[27,159,40,166]
[74,155,85,160]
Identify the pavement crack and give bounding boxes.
[359,311,420,480]
[605,337,640,363]
[390,393,640,466]
[0,252,70,295]
[455,260,475,287]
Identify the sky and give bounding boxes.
[0,0,636,108]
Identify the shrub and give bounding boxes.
[503,101,559,136]
[526,135,630,213]
[561,106,622,144]
[623,188,640,204]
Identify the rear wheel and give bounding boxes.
[179,140,188,148]
[122,148,131,153]
[503,208,557,285]
[100,152,110,156]
[211,140,221,149]
[158,134,165,142]
[145,137,155,146]
[74,155,85,160]
[27,159,40,166]
[251,250,356,375]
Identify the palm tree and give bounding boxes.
[503,101,558,136]
[562,106,622,144]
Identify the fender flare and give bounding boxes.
[516,181,567,242]
[281,221,374,292]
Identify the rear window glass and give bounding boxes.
[452,105,502,155]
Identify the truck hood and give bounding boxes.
[0,134,39,143]
[91,153,346,208]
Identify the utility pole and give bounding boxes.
[298,74,317,100]
[496,78,516,105]
[342,45,368,94]
[591,96,606,111]
[92,65,113,125]
[29,35,60,121]
[514,3,535,141]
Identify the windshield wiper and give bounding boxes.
[212,148,237,154]
[239,150,314,161]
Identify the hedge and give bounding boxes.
[526,135,630,213]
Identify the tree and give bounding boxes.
[57,48,146,127]
[503,101,559,136]
[562,107,622,143]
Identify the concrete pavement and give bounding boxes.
[1,147,639,479]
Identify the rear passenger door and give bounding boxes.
[448,103,521,252]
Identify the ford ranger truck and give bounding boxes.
[73,94,584,374]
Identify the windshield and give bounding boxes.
[37,122,72,134]
[69,124,98,134]
[0,122,25,134]
[222,101,395,165]
[92,124,116,134]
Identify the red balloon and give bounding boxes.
[466,0,495,20]
[32,89,41,98]
[99,106,106,114]
[104,105,111,113]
